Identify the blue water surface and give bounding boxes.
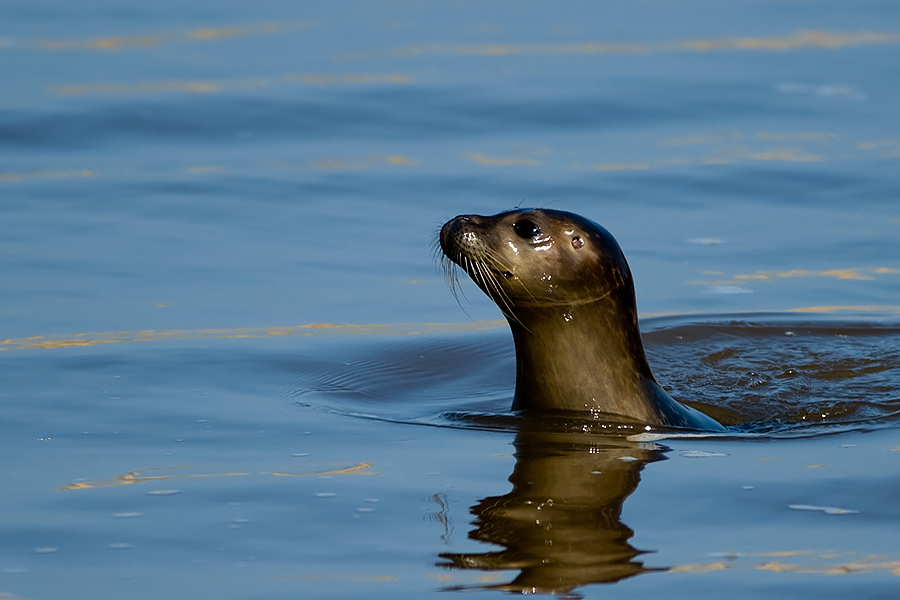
[2,1,900,598]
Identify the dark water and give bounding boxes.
[288,318,900,436]
[3,1,900,598]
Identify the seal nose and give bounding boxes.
[440,214,481,257]
[439,217,460,255]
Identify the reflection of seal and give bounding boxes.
[439,208,723,431]
[439,429,663,593]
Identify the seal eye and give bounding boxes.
[572,236,584,249]
[513,220,541,239]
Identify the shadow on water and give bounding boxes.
[437,428,666,596]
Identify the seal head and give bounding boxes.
[440,208,723,431]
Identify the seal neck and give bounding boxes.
[508,292,660,420]
[507,297,724,431]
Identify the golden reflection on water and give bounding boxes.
[692,268,900,287]
[305,133,892,171]
[569,132,887,172]
[668,556,900,576]
[341,29,900,61]
[53,434,900,588]
[50,73,414,97]
[788,305,900,314]
[704,147,824,163]
[3,130,891,180]
[272,462,374,476]
[0,320,508,351]
[58,462,375,490]
[32,22,312,51]
[858,140,900,158]
[24,21,900,175]
[23,23,900,57]
[755,558,900,575]
[4,306,900,352]
[58,466,249,490]
[669,562,729,573]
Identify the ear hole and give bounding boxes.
[572,236,584,249]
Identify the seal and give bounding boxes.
[439,208,724,431]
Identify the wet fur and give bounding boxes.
[439,208,724,431]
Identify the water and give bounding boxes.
[2,1,900,598]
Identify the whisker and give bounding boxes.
[435,224,527,329]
